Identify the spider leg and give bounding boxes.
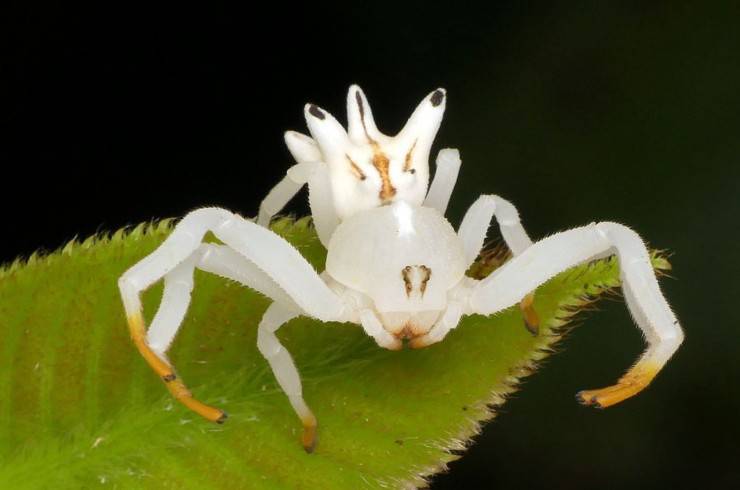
[257,162,340,247]
[423,148,461,215]
[257,303,319,452]
[152,243,318,451]
[458,194,539,334]
[257,164,309,227]
[258,131,320,227]
[257,130,340,246]
[145,252,198,358]
[147,242,301,355]
[469,222,684,407]
[119,208,345,428]
[127,251,226,423]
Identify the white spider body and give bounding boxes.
[326,201,466,342]
[119,85,684,452]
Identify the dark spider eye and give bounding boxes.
[409,169,416,174]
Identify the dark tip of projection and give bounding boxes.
[430,89,445,107]
[308,104,325,120]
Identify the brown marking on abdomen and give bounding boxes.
[402,265,413,297]
[401,265,432,297]
[419,265,432,294]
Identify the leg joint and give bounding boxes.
[658,326,685,345]
[118,275,140,294]
[257,328,283,358]
[484,194,521,225]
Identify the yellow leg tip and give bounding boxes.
[301,416,318,453]
[127,311,227,425]
[176,391,226,423]
[520,293,540,336]
[408,336,431,349]
[577,362,660,408]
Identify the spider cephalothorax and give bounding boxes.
[286,85,445,219]
[120,85,684,453]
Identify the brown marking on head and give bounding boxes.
[346,154,367,180]
[355,89,377,144]
[403,139,418,173]
[372,147,396,202]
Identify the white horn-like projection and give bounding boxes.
[284,130,321,164]
[292,86,448,220]
[396,88,446,156]
[346,84,382,144]
[303,103,352,162]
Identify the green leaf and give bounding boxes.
[0,218,669,489]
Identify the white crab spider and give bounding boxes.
[119,86,684,452]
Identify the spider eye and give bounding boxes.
[408,168,416,175]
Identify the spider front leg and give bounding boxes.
[257,132,341,247]
[257,163,311,226]
[119,207,345,444]
[457,194,539,334]
[257,131,321,227]
[468,222,684,408]
[423,148,462,215]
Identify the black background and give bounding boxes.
[6,2,740,488]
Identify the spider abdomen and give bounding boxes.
[325,201,466,315]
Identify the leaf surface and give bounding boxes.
[0,218,669,488]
